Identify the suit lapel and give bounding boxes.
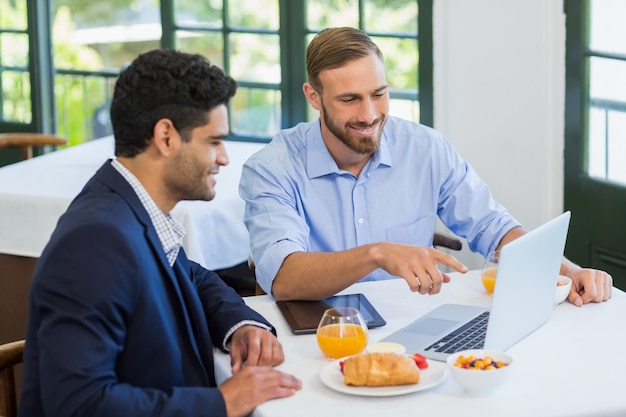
[94,161,214,385]
[172,251,216,384]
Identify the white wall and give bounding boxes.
[432,0,566,269]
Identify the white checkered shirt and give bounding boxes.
[112,159,184,266]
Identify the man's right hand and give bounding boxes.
[372,242,468,295]
[218,366,302,417]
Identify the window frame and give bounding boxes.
[563,0,626,289]
[0,0,433,149]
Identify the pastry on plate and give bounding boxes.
[343,352,420,387]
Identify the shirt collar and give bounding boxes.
[111,159,185,266]
[305,119,392,179]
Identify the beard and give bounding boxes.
[166,147,216,202]
[321,101,386,155]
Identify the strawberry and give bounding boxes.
[411,353,429,369]
[339,359,346,374]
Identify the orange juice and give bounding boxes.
[316,323,368,359]
[481,267,498,295]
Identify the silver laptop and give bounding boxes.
[380,211,571,361]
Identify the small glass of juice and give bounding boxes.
[316,307,368,359]
[481,251,500,295]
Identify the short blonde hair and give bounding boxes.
[306,27,383,92]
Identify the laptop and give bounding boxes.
[380,211,571,361]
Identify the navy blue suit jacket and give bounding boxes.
[18,161,274,417]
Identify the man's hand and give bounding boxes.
[229,325,285,374]
[373,243,468,295]
[567,268,613,306]
[218,366,302,417]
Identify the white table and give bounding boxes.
[0,136,265,270]
[214,271,626,417]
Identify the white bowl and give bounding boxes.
[366,342,406,354]
[446,349,513,395]
[554,275,572,305]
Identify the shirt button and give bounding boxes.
[358,218,364,224]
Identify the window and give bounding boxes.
[563,0,626,289]
[586,0,626,185]
[1,0,431,150]
[0,0,41,128]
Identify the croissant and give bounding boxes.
[343,352,420,387]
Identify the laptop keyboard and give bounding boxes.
[424,311,489,354]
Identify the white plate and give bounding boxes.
[319,356,447,397]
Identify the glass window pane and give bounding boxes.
[586,107,606,180]
[228,0,278,29]
[374,37,418,90]
[589,57,626,103]
[55,74,115,145]
[587,57,626,185]
[1,70,31,123]
[307,0,358,30]
[175,0,222,27]
[364,0,417,33]
[607,111,626,185]
[53,3,161,71]
[231,87,281,136]
[176,31,224,68]
[390,98,419,123]
[590,0,626,55]
[0,33,29,67]
[229,33,280,83]
[588,108,626,186]
[0,0,27,30]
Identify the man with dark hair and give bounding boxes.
[19,49,301,417]
[240,27,613,305]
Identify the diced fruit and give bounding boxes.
[453,355,508,370]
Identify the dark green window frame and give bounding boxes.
[0,0,433,160]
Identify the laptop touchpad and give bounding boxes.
[412,318,458,335]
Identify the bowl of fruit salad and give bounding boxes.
[554,275,572,305]
[446,349,512,395]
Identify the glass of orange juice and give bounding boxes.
[481,251,500,295]
[316,307,368,359]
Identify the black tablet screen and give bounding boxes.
[276,293,386,335]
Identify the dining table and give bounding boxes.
[213,270,626,417]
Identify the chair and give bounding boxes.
[0,340,25,417]
[251,232,463,295]
[0,133,67,160]
[433,232,463,251]
[213,261,256,297]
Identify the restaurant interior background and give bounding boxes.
[1,0,625,288]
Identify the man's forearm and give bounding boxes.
[272,245,380,300]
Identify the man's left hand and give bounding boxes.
[230,325,285,373]
[568,268,613,306]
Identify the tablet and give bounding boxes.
[276,293,386,335]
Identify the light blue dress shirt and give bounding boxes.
[239,116,521,294]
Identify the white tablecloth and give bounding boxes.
[214,272,626,417]
[0,136,265,270]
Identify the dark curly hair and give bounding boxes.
[110,49,237,157]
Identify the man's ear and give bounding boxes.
[303,82,322,111]
[152,119,178,156]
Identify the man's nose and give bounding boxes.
[356,99,378,124]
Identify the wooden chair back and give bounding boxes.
[0,133,67,160]
[0,340,25,417]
